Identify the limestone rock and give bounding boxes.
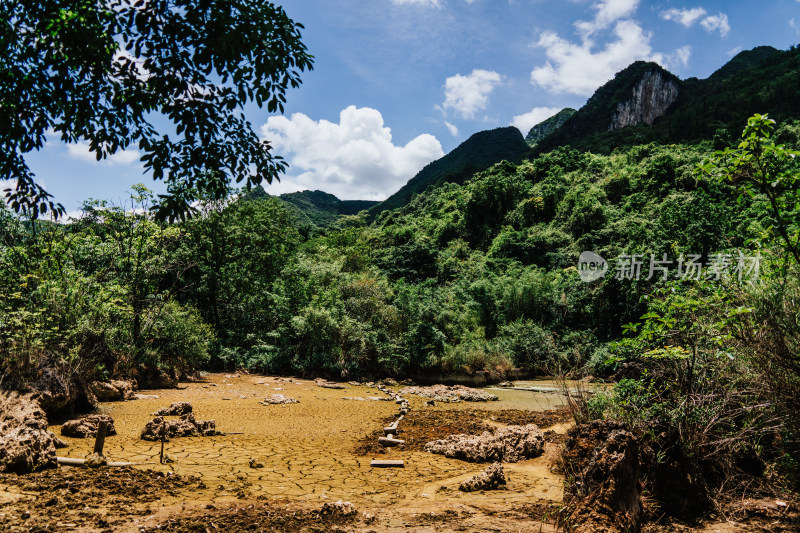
[261,394,299,405]
[140,413,216,441]
[0,391,56,474]
[320,500,358,517]
[89,380,137,402]
[84,452,107,468]
[61,414,117,438]
[459,462,507,492]
[28,368,74,415]
[152,402,193,416]
[133,367,178,390]
[400,384,498,403]
[609,69,679,131]
[314,378,347,389]
[424,424,544,463]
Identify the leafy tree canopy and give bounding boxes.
[0,0,313,220]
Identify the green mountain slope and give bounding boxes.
[526,108,576,144]
[369,126,529,216]
[277,190,378,229]
[536,46,800,154]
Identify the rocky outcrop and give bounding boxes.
[61,414,117,438]
[609,69,679,131]
[261,394,299,405]
[526,108,576,143]
[152,402,193,416]
[89,380,137,402]
[28,368,74,415]
[424,424,544,463]
[132,367,178,390]
[400,384,498,403]
[561,421,643,533]
[320,500,358,517]
[0,391,57,474]
[315,378,347,390]
[140,413,216,441]
[459,462,507,492]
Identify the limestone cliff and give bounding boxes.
[608,68,679,131]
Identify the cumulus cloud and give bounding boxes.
[509,107,561,136]
[791,19,800,35]
[674,45,692,67]
[660,7,706,27]
[441,69,503,119]
[66,142,141,166]
[530,19,662,96]
[260,106,444,200]
[700,13,729,37]
[661,7,730,37]
[576,0,639,36]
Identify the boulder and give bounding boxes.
[88,380,137,402]
[140,413,216,441]
[320,500,358,517]
[314,378,347,389]
[0,391,56,474]
[561,421,643,533]
[133,367,178,390]
[459,462,507,492]
[261,394,299,405]
[28,368,74,415]
[424,424,544,463]
[152,402,193,416]
[61,414,117,438]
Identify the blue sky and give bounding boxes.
[17,0,800,212]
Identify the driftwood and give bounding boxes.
[370,459,404,468]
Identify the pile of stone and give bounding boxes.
[399,384,499,403]
[261,394,299,405]
[424,424,544,463]
[0,392,57,474]
[459,462,507,492]
[61,414,117,438]
[88,380,137,402]
[140,403,215,441]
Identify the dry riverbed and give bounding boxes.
[0,374,578,532]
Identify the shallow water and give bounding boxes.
[51,374,566,506]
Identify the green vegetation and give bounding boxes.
[1,0,313,220]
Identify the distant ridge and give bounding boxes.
[526,108,576,144]
[369,126,529,215]
[277,190,378,229]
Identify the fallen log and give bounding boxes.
[370,459,404,468]
[378,437,405,447]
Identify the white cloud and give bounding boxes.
[700,13,730,37]
[660,7,706,27]
[660,7,729,37]
[791,19,800,35]
[66,142,141,166]
[576,0,639,36]
[444,121,460,136]
[260,106,444,201]
[674,45,692,67]
[727,46,742,57]
[391,0,440,6]
[509,107,561,135]
[530,19,663,96]
[442,69,503,119]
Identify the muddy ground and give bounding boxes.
[0,374,795,532]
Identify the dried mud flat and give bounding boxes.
[0,374,573,532]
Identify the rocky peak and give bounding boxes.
[609,68,679,131]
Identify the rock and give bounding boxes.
[400,384,498,402]
[261,394,299,405]
[459,463,507,492]
[28,368,74,415]
[609,67,679,131]
[61,414,117,438]
[381,378,399,387]
[314,378,347,389]
[320,500,358,517]
[133,367,178,390]
[84,452,107,468]
[88,380,136,402]
[152,402,193,416]
[424,424,544,463]
[249,458,264,468]
[0,391,57,474]
[561,421,643,533]
[140,413,216,441]
[497,381,515,388]
[50,434,69,449]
